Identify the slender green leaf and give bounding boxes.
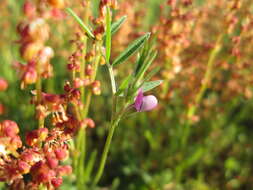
[111,15,127,35]
[134,42,151,75]
[115,75,132,96]
[135,51,157,81]
[143,67,160,82]
[105,6,112,63]
[112,33,151,66]
[66,8,95,39]
[102,16,127,40]
[142,80,163,92]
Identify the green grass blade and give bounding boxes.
[66,8,95,39]
[112,33,151,66]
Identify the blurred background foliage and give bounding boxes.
[1,0,253,189]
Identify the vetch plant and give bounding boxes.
[0,1,161,190]
[66,1,161,188]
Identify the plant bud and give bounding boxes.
[67,63,75,71]
[0,78,8,91]
[51,177,63,188]
[21,42,43,61]
[92,81,101,95]
[46,156,59,169]
[57,165,72,176]
[85,64,93,76]
[82,118,95,128]
[22,68,38,87]
[73,78,84,88]
[23,1,36,18]
[100,56,106,65]
[54,148,68,160]
[94,26,105,41]
[29,18,49,42]
[18,161,31,174]
[1,120,19,137]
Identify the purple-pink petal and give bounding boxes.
[139,95,158,112]
[134,89,144,111]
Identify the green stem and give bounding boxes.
[78,3,90,188]
[80,1,90,108]
[92,117,121,186]
[76,41,102,188]
[35,61,44,128]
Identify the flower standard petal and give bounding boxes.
[140,95,158,112]
[134,89,144,112]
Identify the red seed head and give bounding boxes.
[26,130,39,146]
[54,148,68,161]
[23,1,36,18]
[23,68,38,86]
[18,160,31,174]
[57,165,72,176]
[1,120,19,137]
[51,177,63,188]
[37,128,48,141]
[82,118,95,128]
[46,156,59,169]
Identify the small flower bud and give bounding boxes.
[92,81,101,95]
[20,42,43,62]
[51,177,63,188]
[1,120,19,137]
[94,26,105,41]
[46,156,59,169]
[57,165,72,176]
[73,78,84,88]
[18,160,31,174]
[37,128,48,141]
[100,56,106,65]
[71,89,81,100]
[82,118,95,128]
[23,1,36,18]
[26,130,38,146]
[22,68,38,87]
[64,82,72,92]
[85,64,93,76]
[85,51,94,62]
[54,148,68,160]
[0,78,8,91]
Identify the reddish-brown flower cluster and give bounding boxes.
[68,32,102,96]
[150,0,253,113]
[0,120,73,189]
[112,0,145,55]
[14,0,67,89]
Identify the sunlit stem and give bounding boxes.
[35,60,44,129]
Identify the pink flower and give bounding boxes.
[134,89,158,112]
